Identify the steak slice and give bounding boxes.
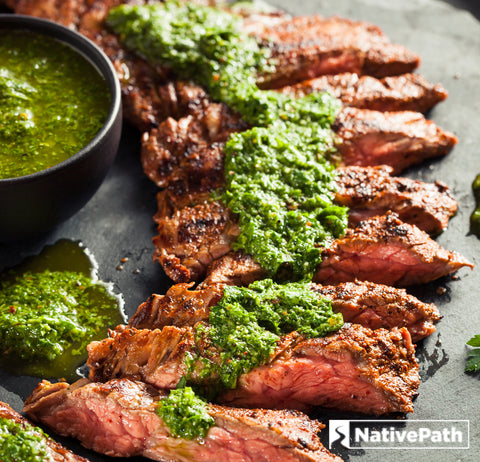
[311,281,440,343]
[220,324,418,414]
[335,165,457,234]
[129,282,224,330]
[335,107,458,174]
[129,280,440,343]
[280,73,447,113]
[247,15,420,88]
[0,400,88,462]
[141,100,246,189]
[24,378,342,462]
[155,193,469,286]
[153,198,240,283]
[199,251,269,288]
[315,212,473,286]
[86,324,419,415]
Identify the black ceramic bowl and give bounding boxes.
[0,14,122,242]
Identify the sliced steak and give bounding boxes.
[280,73,447,113]
[315,212,473,286]
[130,279,439,342]
[141,101,246,189]
[335,107,458,174]
[200,251,269,288]
[0,400,88,462]
[247,15,420,88]
[152,198,240,283]
[335,165,457,234]
[24,378,341,462]
[129,282,224,330]
[221,324,419,414]
[311,281,440,342]
[156,200,469,286]
[86,324,419,415]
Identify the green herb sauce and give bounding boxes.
[470,174,480,237]
[107,2,348,280]
[157,386,214,439]
[190,279,343,389]
[0,417,48,462]
[0,30,110,179]
[0,240,124,379]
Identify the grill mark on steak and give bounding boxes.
[129,279,440,343]
[153,198,240,283]
[315,211,473,286]
[311,281,440,343]
[334,107,458,174]
[247,15,420,88]
[86,323,419,415]
[280,72,448,113]
[24,378,342,462]
[0,400,88,462]
[335,165,457,234]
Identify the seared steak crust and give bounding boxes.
[315,212,473,286]
[281,73,447,113]
[129,279,440,343]
[311,281,440,342]
[335,165,457,234]
[248,15,420,88]
[86,323,419,415]
[129,282,224,330]
[335,108,458,174]
[0,401,88,462]
[24,378,341,462]
[200,250,269,288]
[153,199,240,283]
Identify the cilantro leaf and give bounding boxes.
[466,334,480,347]
[465,335,480,372]
[466,349,480,372]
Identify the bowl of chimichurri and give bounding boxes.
[0,14,122,241]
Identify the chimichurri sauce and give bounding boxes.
[0,240,125,380]
[107,2,348,280]
[0,30,110,179]
[0,416,49,462]
[188,279,343,390]
[157,386,214,440]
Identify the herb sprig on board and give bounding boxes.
[465,335,480,372]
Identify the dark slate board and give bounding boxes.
[1,1,479,460]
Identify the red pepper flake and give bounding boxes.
[120,257,129,263]
[9,306,16,314]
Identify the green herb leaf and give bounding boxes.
[465,335,480,372]
[466,349,480,372]
[466,334,480,347]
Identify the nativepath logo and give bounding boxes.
[329,420,469,450]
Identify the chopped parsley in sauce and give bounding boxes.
[157,386,214,440]
[0,30,110,179]
[0,417,48,462]
[107,2,348,280]
[0,240,124,379]
[190,279,343,389]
